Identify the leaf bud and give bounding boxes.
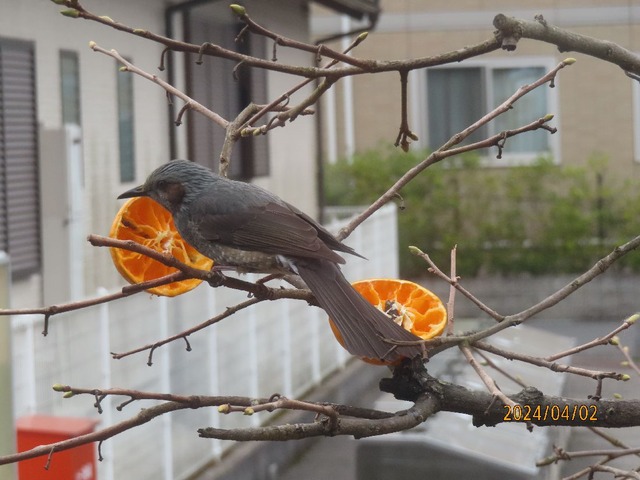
[229,4,246,16]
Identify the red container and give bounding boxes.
[16,415,99,480]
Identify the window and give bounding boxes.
[426,59,557,165]
[116,60,135,182]
[60,50,81,125]
[0,39,41,278]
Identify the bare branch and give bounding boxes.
[230,5,374,71]
[337,59,568,240]
[460,343,517,408]
[493,14,640,75]
[110,297,261,362]
[88,234,313,303]
[475,340,627,382]
[420,234,640,357]
[545,314,637,362]
[446,245,458,336]
[199,393,438,440]
[91,42,228,129]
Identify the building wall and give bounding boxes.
[0,0,170,305]
[0,0,320,306]
[313,1,640,182]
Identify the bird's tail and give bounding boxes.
[296,260,423,362]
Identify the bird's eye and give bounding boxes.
[157,180,167,190]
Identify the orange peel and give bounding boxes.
[109,196,213,296]
[329,278,447,365]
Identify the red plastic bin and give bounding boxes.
[16,415,99,480]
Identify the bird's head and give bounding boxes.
[118,160,214,214]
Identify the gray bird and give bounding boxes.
[118,160,423,362]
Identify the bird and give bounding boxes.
[118,159,423,363]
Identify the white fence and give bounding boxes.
[10,204,399,480]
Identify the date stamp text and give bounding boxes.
[503,404,598,422]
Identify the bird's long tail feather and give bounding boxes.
[296,260,423,362]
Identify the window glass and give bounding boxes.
[60,50,81,125]
[117,61,135,182]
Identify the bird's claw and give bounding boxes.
[206,271,227,288]
[249,282,275,300]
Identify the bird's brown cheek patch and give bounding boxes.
[164,182,186,206]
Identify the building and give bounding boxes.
[0,0,380,308]
[313,0,640,182]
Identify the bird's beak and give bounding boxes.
[117,184,148,199]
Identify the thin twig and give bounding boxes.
[110,297,261,361]
[460,343,517,409]
[243,31,369,129]
[446,245,458,336]
[394,69,419,152]
[91,42,229,129]
[545,315,636,362]
[411,246,503,321]
[475,341,625,381]
[475,349,527,388]
[421,234,640,357]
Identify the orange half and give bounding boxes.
[329,278,447,365]
[109,196,213,297]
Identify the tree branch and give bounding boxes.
[493,14,640,75]
[337,58,568,241]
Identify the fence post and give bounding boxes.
[281,299,292,397]
[159,296,174,480]
[311,308,321,384]
[206,287,223,458]
[97,287,114,480]
[248,287,260,427]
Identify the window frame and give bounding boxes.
[414,56,561,167]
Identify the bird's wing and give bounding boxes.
[283,201,364,259]
[194,200,347,264]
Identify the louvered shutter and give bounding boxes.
[0,39,40,278]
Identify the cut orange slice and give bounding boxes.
[329,278,447,365]
[109,196,213,297]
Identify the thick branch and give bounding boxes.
[379,362,640,429]
[493,14,640,75]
